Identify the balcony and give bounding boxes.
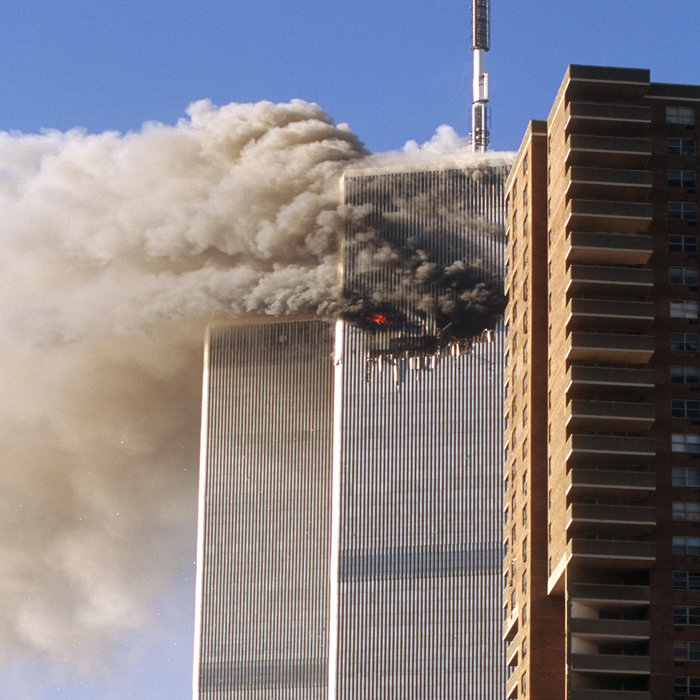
[566,265,654,297]
[566,365,655,395]
[565,167,652,200]
[570,617,650,641]
[570,653,650,675]
[567,298,654,331]
[506,673,519,699]
[566,199,654,233]
[567,434,656,462]
[567,538,656,569]
[565,101,651,135]
[569,582,650,607]
[503,603,519,642]
[572,691,650,700]
[567,332,654,365]
[567,468,656,497]
[566,399,655,431]
[566,231,653,265]
[566,134,652,167]
[567,503,656,533]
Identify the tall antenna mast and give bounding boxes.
[471,0,490,152]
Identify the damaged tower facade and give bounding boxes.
[331,164,508,698]
[192,161,509,699]
[504,65,700,699]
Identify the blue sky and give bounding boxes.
[3,1,700,698]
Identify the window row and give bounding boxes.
[674,468,700,487]
[674,605,700,625]
[671,300,700,319]
[671,267,700,286]
[673,502,700,522]
[675,676,700,697]
[674,570,700,590]
[672,333,700,352]
[672,434,700,453]
[667,106,696,126]
[669,202,698,221]
[674,536,700,556]
[669,169,698,189]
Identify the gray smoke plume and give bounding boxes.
[0,101,510,675]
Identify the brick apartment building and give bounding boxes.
[504,65,700,699]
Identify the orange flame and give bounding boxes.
[365,312,390,326]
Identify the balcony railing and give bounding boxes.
[566,101,651,135]
[570,616,650,640]
[569,582,650,606]
[566,399,655,430]
[566,231,653,265]
[502,603,519,642]
[567,503,656,532]
[566,199,654,233]
[565,166,653,200]
[570,652,650,674]
[567,468,656,496]
[571,691,650,700]
[567,298,655,331]
[567,332,654,364]
[566,134,652,166]
[567,434,656,462]
[566,265,654,297]
[567,538,656,568]
[566,365,655,394]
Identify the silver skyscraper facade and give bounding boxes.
[193,161,509,699]
[193,318,335,699]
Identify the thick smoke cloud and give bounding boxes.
[0,101,510,673]
[0,99,365,668]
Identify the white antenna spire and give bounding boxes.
[471,0,490,152]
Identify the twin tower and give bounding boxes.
[192,162,509,698]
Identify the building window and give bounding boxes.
[672,332,700,351]
[522,405,528,426]
[522,374,528,392]
[522,506,528,527]
[674,536,700,556]
[674,606,700,625]
[670,267,700,286]
[522,471,528,494]
[669,201,698,220]
[671,299,699,318]
[668,137,697,156]
[673,400,700,419]
[673,434,700,453]
[675,676,700,696]
[523,155,528,174]
[669,169,698,188]
[522,637,528,658]
[522,537,527,562]
[670,234,699,252]
[522,341,528,363]
[522,604,528,623]
[522,439,528,458]
[523,184,528,206]
[521,572,527,593]
[674,468,700,487]
[667,106,696,125]
[673,501,700,522]
[523,310,528,333]
[674,571,700,590]
[672,366,700,384]
[675,642,700,662]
